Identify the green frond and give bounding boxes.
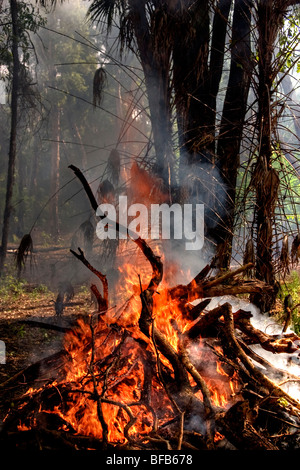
[88,0,121,31]
[14,234,33,272]
[93,66,107,107]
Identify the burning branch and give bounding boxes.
[88,316,109,447]
[4,164,300,450]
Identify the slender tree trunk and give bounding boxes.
[173,0,252,265]
[29,137,39,194]
[173,0,220,248]
[214,0,253,270]
[0,0,19,275]
[209,0,233,120]
[173,0,212,167]
[251,0,287,311]
[16,149,25,237]
[129,0,174,192]
[74,124,88,170]
[50,107,60,243]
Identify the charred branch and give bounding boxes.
[234,309,299,354]
[70,247,108,311]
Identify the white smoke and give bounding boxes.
[201,295,300,402]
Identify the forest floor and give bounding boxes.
[0,289,92,384]
[0,244,96,393]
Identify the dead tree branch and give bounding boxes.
[70,247,108,310]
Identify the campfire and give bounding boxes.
[1,166,300,451]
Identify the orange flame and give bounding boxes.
[18,244,240,443]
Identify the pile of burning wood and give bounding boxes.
[1,167,300,451]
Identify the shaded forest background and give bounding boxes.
[0,0,300,313]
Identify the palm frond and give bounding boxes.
[79,220,94,254]
[15,234,33,273]
[107,149,120,186]
[88,0,135,52]
[279,235,290,276]
[36,0,63,10]
[291,234,300,266]
[93,66,107,107]
[88,0,120,30]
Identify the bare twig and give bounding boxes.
[70,247,108,310]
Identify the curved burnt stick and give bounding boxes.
[69,165,98,212]
[152,325,190,388]
[135,239,215,441]
[138,280,189,409]
[183,303,230,341]
[186,298,212,321]
[70,247,108,310]
[90,283,106,312]
[135,238,163,291]
[69,164,163,287]
[138,283,205,432]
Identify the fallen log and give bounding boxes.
[202,263,254,288]
[238,338,300,382]
[221,304,300,410]
[167,278,273,304]
[17,319,71,333]
[234,309,300,354]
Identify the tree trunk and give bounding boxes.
[16,148,25,237]
[214,0,252,270]
[50,107,61,243]
[173,1,221,252]
[129,0,174,192]
[173,0,212,167]
[251,1,286,311]
[173,0,252,265]
[29,137,39,196]
[0,0,20,275]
